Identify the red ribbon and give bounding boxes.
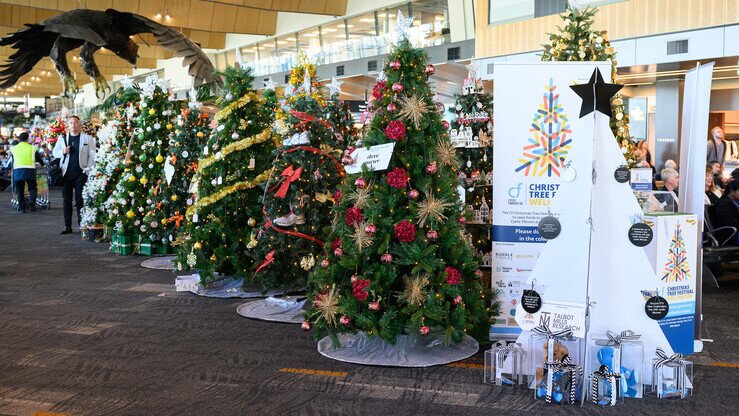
[262,206,324,248]
[255,250,276,274]
[270,165,303,198]
[281,146,346,177]
[290,109,332,130]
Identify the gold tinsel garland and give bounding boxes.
[186,170,272,217]
[215,92,261,122]
[197,128,273,171]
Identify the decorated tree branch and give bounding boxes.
[305,38,491,346]
[541,5,635,165]
[252,58,350,292]
[174,66,278,281]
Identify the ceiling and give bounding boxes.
[0,0,347,97]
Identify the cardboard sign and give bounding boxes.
[517,300,586,338]
[344,143,395,174]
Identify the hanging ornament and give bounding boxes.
[148,109,155,115]
[155,154,164,163]
[381,253,393,263]
[126,210,135,218]
[231,132,239,140]
[139,154,147,162]
[392,83,404,93]
[387,103,397,112]
[390,60,401,70]
[424,64,436,76]
[409,189,419,199]
[426,162,438,174]
[354,177,367,188]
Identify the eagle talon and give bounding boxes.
[93,75,110,99]
[62,75,78,98]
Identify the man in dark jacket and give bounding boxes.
[713,180,739,245]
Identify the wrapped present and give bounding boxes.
[112,233,133,255]
[590,365,622,406]
[140,240,155,256]
[529,325,583,388]
[534,355,583,405]
[484,341,527,387]
[591,330,643,399]
[647,348,693,399]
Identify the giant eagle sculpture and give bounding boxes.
[0,8,218,97]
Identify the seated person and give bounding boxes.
[713,180,739,245]
[660,167,679,200]
[710,160,725,189]
[706,165,722,205]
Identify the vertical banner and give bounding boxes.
[678,62,714,342]
[491,62,609,340]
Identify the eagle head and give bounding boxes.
[110,38,139,66]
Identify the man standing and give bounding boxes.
[9,132,44,212]
[707,126,726,170]
[52,115,96,234]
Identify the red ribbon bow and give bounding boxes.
[290,109,332,130]
[255,250,276,274]
[271,165,303,199]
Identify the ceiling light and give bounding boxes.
[165,14,171,20]
[333,34,347,38]
[155,13,162,19]
[359,18,375,23]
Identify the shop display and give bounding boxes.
[174,65,278,282]
[0,8,217,97]
[647,348,693,399]
[252,54,350,292]
[484,341,527,387]
[305,31,490,351]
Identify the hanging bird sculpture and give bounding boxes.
[0,8,219,97]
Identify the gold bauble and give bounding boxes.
[148,109,156,115]
[193,241,202,250]
[140,177,148,185]
[166,123,173,130]
[196,131,204,138]
[156,154,164,163]
[126,210,135,218]
[162,218,168,225]
[210,254,217,261]
[128,175,136,182]
[248,218,256,227]
[171,195,178,201]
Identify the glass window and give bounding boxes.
[489,0,535,26]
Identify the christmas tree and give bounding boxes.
[252,58,349,292]
[662,224,691,282]
[449,64,493,278]
[107,75,174,248]
[157,89,209,246]
[541,5,635,165]
[174,66,278,281]
[304,34,490,345]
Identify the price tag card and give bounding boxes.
[344,143,395,174]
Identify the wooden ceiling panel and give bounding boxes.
[111,0,139,13]
[211,2,239,32]
[187,0,216,31]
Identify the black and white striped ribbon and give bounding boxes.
[595,330,641,347]
[532,324,574,341]
[654,347,683,368]
[590,365,621,406]
[545,355,582,405]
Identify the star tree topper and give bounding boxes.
[393,10,414,42]
[263,77,277,91]
[570,67,623,118]
[120,74,134,90]
[326,76,343,97]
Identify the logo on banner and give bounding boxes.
[515,78,572,177]
[662,224,692,282]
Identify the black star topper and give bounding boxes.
[570,67,623,118]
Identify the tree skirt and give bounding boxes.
[141,255,176,270]
[236,296,306,323]
[181,274,283,298]
[317,332,479,367]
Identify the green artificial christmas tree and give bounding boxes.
[449,65,494,277]
[541,4,635,165]
[174,66,278,281]
[252,57,350,292]
[158,89,209,246]
[107,75,174,254]
[305,36,490,346]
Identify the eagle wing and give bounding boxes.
[40,9,109,45]
[109,9,219,86]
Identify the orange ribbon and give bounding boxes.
[168,213,184,228]
[186,162,198,173]
[270,165,303,199]
[255,250,276,274]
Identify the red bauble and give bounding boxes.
[355,177,367,188]
[387,103,397,112]
[394,220,416,243]
[301,321,312,331]
[458,217,467,225]
[321,259,330,268]
[419,325,430,336]
[390,60,401,70]
[409,189,419,199]
[392,83,404,93]
[345,206,364,226]
[425,64,436,75]
[445,266,462,285]
[474,269,483,279]
[334,248,344,257]
[386,167,408,189]
[364,224,377,234]
[372,81,386,100]
[381,253,393,263]
[425,162,438,174]
[384,120,407,141]
[332,237,342,251]
[368,301,380,311]
[352,279,371,302]
[442,120,450,130]
[340,315,351,326]
[426,230,438,241]
[453,295,463,305]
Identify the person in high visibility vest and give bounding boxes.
[9,132,44,212]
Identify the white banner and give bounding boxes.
[491,62,610,340]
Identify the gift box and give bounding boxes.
[175,274,200,292]
[534,357,583,404]
[646,348,693,399]
[589,330,644,401]
[590,365,623,406]
[139,240,155,256]
[484,341,527,387]
[157,241,172,255]
[529,326,583,388]
[111,233,133,255]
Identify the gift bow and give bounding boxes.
[655,347,684,368]
[255,250,276,274]
[532,325,574,341]
[168,213,185,228]
[271,165,303,199]
[290,109,332,130]
[595,330,641,347]
[493,341,527,358]
[545,355,582,405]
[590,365,621,406]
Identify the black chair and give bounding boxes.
[702,204,739,287]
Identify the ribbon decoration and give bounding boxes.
[289,109,332,131]
[281,145,346,176]
[590,365,621,406]
[653,347,687,398]
[545,355,582,404]
[595,330,641,374]
[532,325,575,341]
[186,162,199,174]
[168,213,185,228]
[261,206,324,249]
[492,341,526,386]
[270,165,303,198]
[132,234,143,255]
[654,347,684,368]
[255,250,276,273]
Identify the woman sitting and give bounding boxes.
[705,165,722,205]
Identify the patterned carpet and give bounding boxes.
[0,192,737,415]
